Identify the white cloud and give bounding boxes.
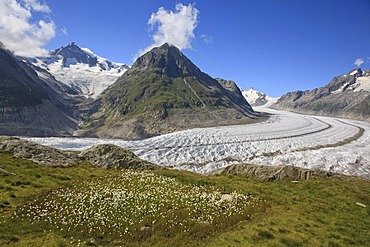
[22,0,51,13]
[137,3,199,58]
[0,0,55,57]
[61,27,68,35]
[354,57,364,67]
[200,34,213,44]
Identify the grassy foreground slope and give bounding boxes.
[0,151,369,246]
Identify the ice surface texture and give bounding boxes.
[25,107,370,178]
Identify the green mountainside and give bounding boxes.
[81,43,260,139]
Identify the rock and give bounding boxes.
[220,194,233,202]
[79,144,157,169]
[355,202,367,208]
[0,136,78,166]
[0,167,16,175]
[0,136,157,170]
[210,163,339,181]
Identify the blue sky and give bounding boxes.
[1,0,370,97]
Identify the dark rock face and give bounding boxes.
[81,43,260,139]
[52,42,98,67]
[0,46,79,136]
[273,68,370,121]
[0,48,48,107]
[215,78,252,108]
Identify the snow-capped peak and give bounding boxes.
[332,68,370,94]
[241,87,278,107]
[28,42,129,98]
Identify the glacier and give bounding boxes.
[24,106,370,178]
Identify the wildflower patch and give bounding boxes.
[15,170,265,242]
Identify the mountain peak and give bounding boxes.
[26,42,128,98]
[84,43,257,139]
[132,43,199,78]
[67,41,77,47]
[242,87,277,107]
[51,42,98,67]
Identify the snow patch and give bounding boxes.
[353,77,370,92]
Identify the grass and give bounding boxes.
[1,151,369,246]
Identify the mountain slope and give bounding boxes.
[241,87,278,106]
[0,45,48,107]
[80,43,260,139]
[0,45,78,136]
[273,68,370,121]
[28,42,128,98]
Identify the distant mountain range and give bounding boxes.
[1,40,369,138]
[273,68,370,121]
[80,43,260,139]
[241,87,278,107]
[24,42,128,98]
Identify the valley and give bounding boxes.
[25,106,370,178]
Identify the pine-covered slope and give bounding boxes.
[273,68,370,121]
[80,43,260,139]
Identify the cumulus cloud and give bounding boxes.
[137,3,199,58]
[354,57,364,67]
[0,0,55,57]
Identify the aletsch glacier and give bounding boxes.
[24,106,370,178]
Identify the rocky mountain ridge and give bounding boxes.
[273,68,370,121]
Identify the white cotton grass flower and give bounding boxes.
[16,170,265,238]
